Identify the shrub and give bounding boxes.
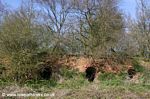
[0,10,43,83]
[140,69,150,86]
[132,59,145,72]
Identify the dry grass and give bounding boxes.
[1,67,150,99]
[1,79,150,99]
[0,57,150,99]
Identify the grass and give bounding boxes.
[98,72,126,86]
[98,71,150,93]
[0,58,150,98]
[0,78,15,88]
[1,73,150,98]
[57,74,89,89]
[59,67,79,79]
[24,80,57,92]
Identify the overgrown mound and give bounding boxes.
[0,52,148,84]
[0,50,62,83]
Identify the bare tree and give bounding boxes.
[0,0,5,22]
[72,0,124,58]
[32,0,73,55]
[130,0,150,58]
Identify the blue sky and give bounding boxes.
[119,0,137,19]
[2,0,21,9]
[2,0,137,19]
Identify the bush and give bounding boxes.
[112,51,130,64]
[0,11,43,83]
[140,69,150,85]
[132,59,145,72]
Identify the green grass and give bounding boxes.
[1,67,149,92]
[59,67,79,79]
[57,74,89,89]
[98,71,150,93]
[1,58,150,98]
[23,80,57,92]
[98,72,126,86]
[15,68,89,92]
[0,72,150,98]
[0,78,14,88]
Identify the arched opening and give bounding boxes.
[85,67,97,82]
[127,68,136,79]
[39,66,52,80]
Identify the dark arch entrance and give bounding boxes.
[127,68,136,79]
[39,66,52,80]
[85,67,97,82]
